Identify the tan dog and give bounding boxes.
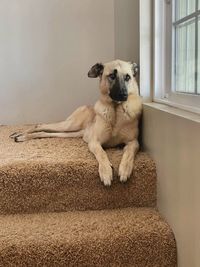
[10,60,142,186]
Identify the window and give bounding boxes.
[174,0,199,94]
[154,0,200,113]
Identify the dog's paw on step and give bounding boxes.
[119,160,134,183]
[99,162,113,186]
[14,134,27,142]
[10,132,22,139]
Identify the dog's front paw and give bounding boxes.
[99,162,113,186]
[119,160,134,183]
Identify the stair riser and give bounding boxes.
[0,208,176,267]
[0,157,156,214]
[0,241,176,267]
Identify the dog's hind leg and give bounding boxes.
[10,121,70,138]
[14,130,85,142]
[10,105,95,139]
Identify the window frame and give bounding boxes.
[153,0,200,114]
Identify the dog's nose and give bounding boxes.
[119,91,128,98]
[118,94,128,101]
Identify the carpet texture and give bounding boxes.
[0,207,176,267]
[0,125,177,266]
[0,126,156,214]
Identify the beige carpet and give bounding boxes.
[0,125,156,214]
[0,208,176,267]
[0,125,176,266]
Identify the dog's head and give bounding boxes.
[88,60,139,102]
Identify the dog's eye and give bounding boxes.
[108,73,116,80]
[125,74,131,82]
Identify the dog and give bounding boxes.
[10,60,142,186]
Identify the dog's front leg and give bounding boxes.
[119,139,139,183]
[88,141,113,186]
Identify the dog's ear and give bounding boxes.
[131,62,139,77]
[88,63,104,78]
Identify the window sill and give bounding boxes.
[143,102,200,124]
[153,94,200,114]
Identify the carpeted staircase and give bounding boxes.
[0,125,177,266]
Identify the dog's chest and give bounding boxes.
[106,105,137,146]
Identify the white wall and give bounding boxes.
[142,103,200,267]
[0,0,114,124]
[0,0,140,125]
[114,0,139,63]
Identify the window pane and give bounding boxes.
[198,18,200,94]
[176,0,196,20]
[175,19,196,93]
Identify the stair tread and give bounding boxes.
[0,207,176,267]
[0,126,156,214]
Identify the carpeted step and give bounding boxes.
[0,207,176,267]
[0,126,156,214]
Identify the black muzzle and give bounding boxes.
[109,77,128,102]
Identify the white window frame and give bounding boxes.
[153,0,200,114]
